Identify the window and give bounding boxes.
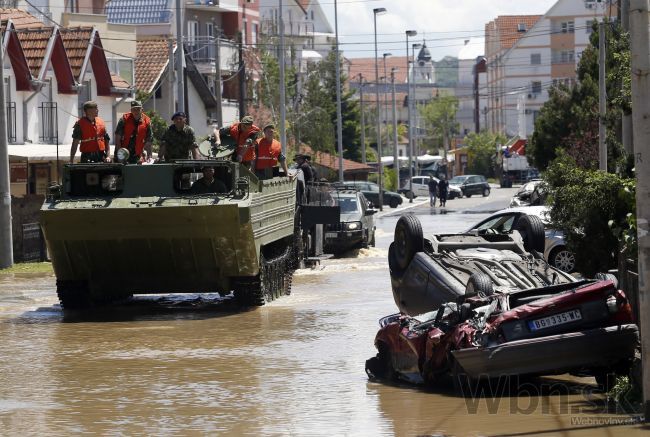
[187,20,199,47]
[530,53,541,65]
[561,50,575,63]
[517,23,527,32]
[252,23,258,46]
[531,81,542,94]
[561,21,575,33]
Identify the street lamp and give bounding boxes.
[391,67,399,186]
[382,52,391,172]
[373,7,387,211]
[334,0,344,182]
[412,42,422,177]
[405,30,416,202]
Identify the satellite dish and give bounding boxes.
[198,140,213,157]
[198,138,236,159]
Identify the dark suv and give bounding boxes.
[448,174,490,198]
[334,181,403,208]
[324,190,376,254]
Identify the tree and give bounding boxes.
[529,20,630,172]
[418,95,459,157]
[464,131,506,177]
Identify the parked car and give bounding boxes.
[448,175,491,198]
[399,176,437,199]
[468,206,576,273]
[324,190,376,254]
[366,214,638,390]
[509,179,545,207]
[334,181,403,208]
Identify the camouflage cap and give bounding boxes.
[263,123,275,131]
[83,100,98,110]
[240,115,254,124]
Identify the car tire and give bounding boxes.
[464,272,494,299]
[595,272,618,288]
[549,247,576,273]
[482,187,490,197]
[394,214,423,271]
[388,242,405,277]
[369,229,376,247]
[514,214,545,254]
[389,198,399,208]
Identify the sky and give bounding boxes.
[321,0,559,60]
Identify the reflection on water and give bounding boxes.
[0,207,646,435]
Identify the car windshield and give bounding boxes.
[449,176,469,184]
[336,197,360,213]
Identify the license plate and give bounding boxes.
[528,309,582,331]
[325,232,337,238]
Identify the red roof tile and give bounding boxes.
[486,15,542,54]
[15,27,54,77]
[348,56,409,84]
[300,145,372,172]
[135,39,172,93]
[0,8,44,29]
[111,73,130,89]
[60,27,94,80]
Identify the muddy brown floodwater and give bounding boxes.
[0,198,648,436]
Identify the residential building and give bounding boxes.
[485,0,612,137]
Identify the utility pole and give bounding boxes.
[391,68,398,187]
[175,0,185,111]
[334,0,344,182]
[358,73,366,164]
[0,29,13,269]
[629,0,650,421]
[168,38,175,118]
[598,21,607,172]
[214,31,223,126]
[279,0,287,156]
[622,0,633,158]
[238,32,246,119]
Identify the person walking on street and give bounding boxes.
[213,115,261,166]
[254,123,288,179]
[438,176,448,207]
[427,175,438,207]
[114,100,153,164]
[69,101,111,163]
[159,111,201,161]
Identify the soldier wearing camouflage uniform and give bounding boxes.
[159,111,201,161]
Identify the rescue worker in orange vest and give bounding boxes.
[69,101,111,163]
[114,100,153,164]
[213,115,261,167]
[254,123,289,179]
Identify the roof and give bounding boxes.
[111,73,131,89]
[486,15,542,53]
[347,56,409,84]
[0,8,45,29]
[300,146,372,173]
[60,27,94,80]
[15,27,54,77]
[106,0,172,24]
[135,39,171,93]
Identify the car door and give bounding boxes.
[413,177,427,196]
[467,176,479,195]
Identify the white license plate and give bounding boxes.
[528,309,582,331]
[325,232,337,238]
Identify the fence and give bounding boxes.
[39,102,58,143]
[6,101,16,143]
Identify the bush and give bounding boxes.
[545,154,636,277]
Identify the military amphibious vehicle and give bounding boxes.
[41,150,338,309]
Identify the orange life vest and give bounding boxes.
[120,112,151,156]
[255,137,282,170]
[230,123,261,162]
[78,117,107,153]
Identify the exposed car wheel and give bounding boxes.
[389,198,400,208]
[513,214,545,254]
[482,187,490,197]
[595,272,618,288]
[388,242,405,277]
[394,214,423,270]
[464,272,494,299]
[549,247,577,273]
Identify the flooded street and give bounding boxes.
[0,188,646,436]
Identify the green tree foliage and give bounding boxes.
[419,96,459,154]
[145,110,168,151]
[529,21,630,171]
[545,153,636,277]
[464,131,506,177]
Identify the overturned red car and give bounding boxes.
[366,215,638,388]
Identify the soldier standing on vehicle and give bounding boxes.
[428,175,438,207]
[159,111,201,161]
[254,123,288,179]
[438,176,448,207]
[213,115,261,167]
[114,100,153,164]
[69,101,111,163]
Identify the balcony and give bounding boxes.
[7,102,16,143]
[186,37,238,74]
[39,102,58,144]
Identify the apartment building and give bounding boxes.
[485,0,611,137]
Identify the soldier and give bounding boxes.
[254,123,288,179]
[190,166,227,194]
[114,100,153,164]
[213,115,261,166]
[69,101,111,163]
[159,111,201,161]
